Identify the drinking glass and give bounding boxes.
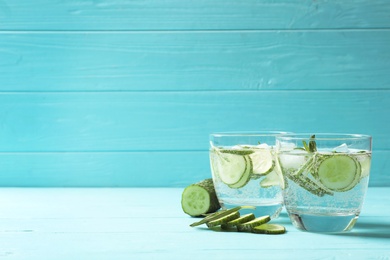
[276,133,372,232]
[209,132,285,218]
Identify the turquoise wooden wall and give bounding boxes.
[0,1,389,187]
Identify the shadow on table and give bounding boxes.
[332,221,390,239]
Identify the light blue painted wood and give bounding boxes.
[0,0,389,187]
[0,31,389,91]
[1,0,390,30]
[0,188,388,259]
[0,91,388,151]
[0,151,387,187]
[0,91,387,187]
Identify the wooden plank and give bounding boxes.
[0,188,388,259]
[0,150,387,187]
[1,0,390,30]
[0,91,388,151]
[0,30,389,91]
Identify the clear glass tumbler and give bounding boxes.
[209,132,285,218]
[276,133,372,232]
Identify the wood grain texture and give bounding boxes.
[0,91,388,151]
[0,188,389,259]
[0,151,387,187]
[0,1,389,187]
[0,31,389,91]
[0,0,390,30]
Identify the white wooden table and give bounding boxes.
[0,187,389,259]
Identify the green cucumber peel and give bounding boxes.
[189,206,255,227]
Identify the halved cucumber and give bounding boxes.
[249,149,274,176]
[251,223,286,234]
[317,155,361,192]
[181,179,221,217]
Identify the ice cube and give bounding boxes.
[333,143,349,153]
[279,153,307,170]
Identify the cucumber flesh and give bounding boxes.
[250,149,274,175]
[181,179,221,217]
[211,151,249,185]
[317,155,361,192]
[260,170,280,188]
[221,213,256,229]
[237,215,271,232]
[190,206,255,227]
[252,224,286,234]
[228,155,253,189]
[206,211,240,228]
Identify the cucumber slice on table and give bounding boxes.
[237,215,271,232]
[317,155,361,192]
[221,213,256,229]
[190,206,255,227]
[181,179,221,217]
[252,224,286,234]
[206,211,240,228]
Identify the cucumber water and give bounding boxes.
[278,140,371,233]
[210,145,283,218]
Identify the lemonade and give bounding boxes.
[276,134,372,232]
[209,134,284,219]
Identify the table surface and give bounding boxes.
[0,187,389,260]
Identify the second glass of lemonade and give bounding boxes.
[209,132,285,218]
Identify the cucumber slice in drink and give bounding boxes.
[219,149,254,156]
[260,170,280,188]
[228,156,253,189]
[356,153,371,179]
[251,224,286,234]
[317,155,361,192]
[206,211,240,228]
[181,179,221,217]
[237,215,271,232]
[250,149,274,176]
[211,151,251,186]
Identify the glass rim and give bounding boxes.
[210,131,290,137]
[276,133,372,141]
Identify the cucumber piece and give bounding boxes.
[237,215,271,232]
[228,155,253,189]
[252,224,286,234]
[250,149,274,176]
[287,174,333,197]
[206,211,240,228]
[260,170,280,188]
[317,155,361,192]
[211,151,250,186]
[221,213,256,229]
[356,153,371,179]
[219,149,254,156]
[181,179,221,217]
[190,205,255,227]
